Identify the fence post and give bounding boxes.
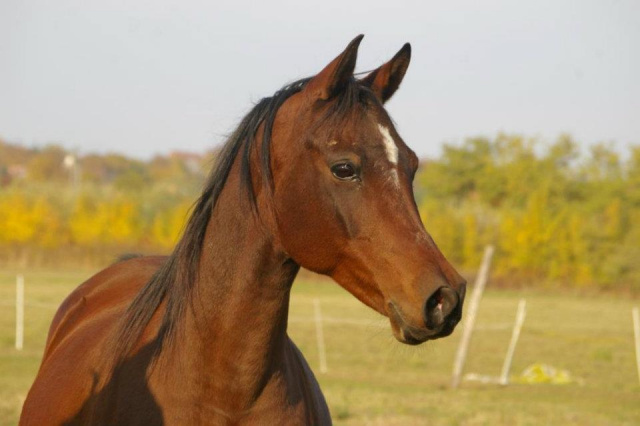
[451,245,494,389]
[499,299,527,385]
[633,307,640,385]
[313,298,328,373]
[16,274,24,351]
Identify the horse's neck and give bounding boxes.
[168,174,299,412]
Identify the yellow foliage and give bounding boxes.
[106,201,140,244]
[69,196,108,245]
[0,194,41,244]
[151,201,191,249]
[603,198,622,240]
[419,201,460,264]
[31,197,65,248]
[69,195,141,246]
[462,214,480,267]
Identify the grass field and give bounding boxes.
[1,269,639,425]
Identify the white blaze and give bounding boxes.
[378,124,399,186]
[378,124,398,165]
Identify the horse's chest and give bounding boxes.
[149,361,331,425]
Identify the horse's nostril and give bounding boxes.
[424,287,458,330]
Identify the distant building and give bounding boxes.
[170,151,205,175]
[9,164,28,179]
[1,164,28,185]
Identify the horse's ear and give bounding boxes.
[360,43,411,103]
[304,34,364,101]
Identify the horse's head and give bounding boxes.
[267,35,466,345]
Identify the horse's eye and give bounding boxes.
[331,162,357,181]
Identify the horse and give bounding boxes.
[20,35,466,425]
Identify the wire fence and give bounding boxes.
[3,270,640,388]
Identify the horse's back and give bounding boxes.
[20,256,167,425]
[43,256,166,360]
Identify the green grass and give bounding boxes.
[1,269,639,425]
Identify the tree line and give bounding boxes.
[1,135,638,291]
[417,134,639,291]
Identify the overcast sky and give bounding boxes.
[1,0,638,159]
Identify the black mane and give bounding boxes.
[113,77,377,361]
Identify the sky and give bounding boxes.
[1,0,639,160]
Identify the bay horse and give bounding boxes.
[21,35,466,425]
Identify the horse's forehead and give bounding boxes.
[325,113,401,154]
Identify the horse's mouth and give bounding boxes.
[387,301,460,345]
